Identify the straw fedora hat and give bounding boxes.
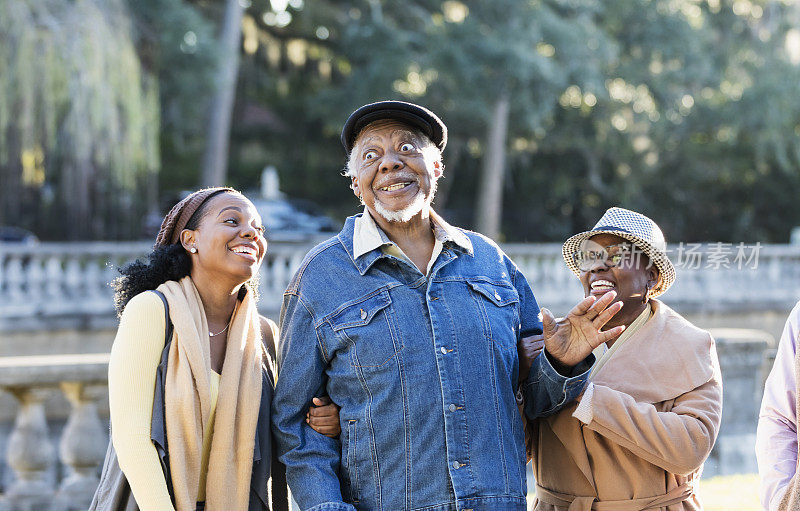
[561,207,676,298]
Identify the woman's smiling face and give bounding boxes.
[578,233,659,329]
[181,192,267,284]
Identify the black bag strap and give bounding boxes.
[149,289,175,503]
[151,289,173,351]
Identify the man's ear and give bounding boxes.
[179,229,195,252]
[433,159,443,179]
[351,176,360,198]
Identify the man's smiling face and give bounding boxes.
[350,119,442,224]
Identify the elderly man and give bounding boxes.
[272,101,623,511]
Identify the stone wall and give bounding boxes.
[703,329,774,477]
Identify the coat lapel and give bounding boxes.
[592,299,717,404]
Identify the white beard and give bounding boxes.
[372,179,436,223]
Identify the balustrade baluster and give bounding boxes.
[54,382,107,510]
[103,258,119,298]
[272,254,288,294]
[26,256,45,303]
[83,259,106,313]
[0,251,6,297]
[6,258,24,301]
[260,254,284,308]
[63,259,84,313]
[45,256,62,299]
[289,251,305,271]
[3,386,55,511]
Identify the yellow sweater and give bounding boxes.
[108,291,220,510]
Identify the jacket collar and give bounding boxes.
[343,207,473,275]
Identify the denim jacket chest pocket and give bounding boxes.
[327,288,404,369]
[467,278,521,351]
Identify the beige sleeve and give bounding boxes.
[584,376,723,476]
[108,291,176,510]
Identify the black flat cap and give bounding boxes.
[341,100,447,153]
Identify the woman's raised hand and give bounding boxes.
[542,291,625,370]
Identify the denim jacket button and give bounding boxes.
[440,347,447,355]
[448,403,457,412]
[360,308,367,320]
[494,291,501,301]
[452,461,460,469]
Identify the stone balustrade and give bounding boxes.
[0,237,327,330]
[0,355,109,510]
[504,242,800,312]
[2,241,800,330]
[0,240,796,507]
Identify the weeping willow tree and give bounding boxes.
[0,0,160,240]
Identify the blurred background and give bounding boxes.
[2,0,800,243]
[2,0,800,509]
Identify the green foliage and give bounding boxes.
[6,0,800,242]
[125,0,219,194]
[226,0,800,243]
[0,0,160,239]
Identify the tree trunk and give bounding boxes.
[200,0,244,187]
[0,124,22,227]
[475,93,510,240]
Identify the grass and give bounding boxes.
[698,474,760,511]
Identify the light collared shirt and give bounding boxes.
[352,206,473,275]
[757,300,800,511]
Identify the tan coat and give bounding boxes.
[531,300,723,511]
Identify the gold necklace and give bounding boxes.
[209,323,229,337]
[209,314,233,337]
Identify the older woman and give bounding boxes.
[529,207,723,510]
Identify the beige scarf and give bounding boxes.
[779,333,800,510]
[157,277,263,511]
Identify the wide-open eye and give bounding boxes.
[400,142,414,152]
[363,149,379,161]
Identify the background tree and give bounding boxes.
[3,0,800,243]
[0,0,160,240]
[200,0,245,187]
[126,0,219,200]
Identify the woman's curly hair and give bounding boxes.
[113,191,259,315]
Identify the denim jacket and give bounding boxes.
[272,214,592,511]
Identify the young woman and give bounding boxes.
[108,187,339,511]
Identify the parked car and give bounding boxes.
[0,226,39,245]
